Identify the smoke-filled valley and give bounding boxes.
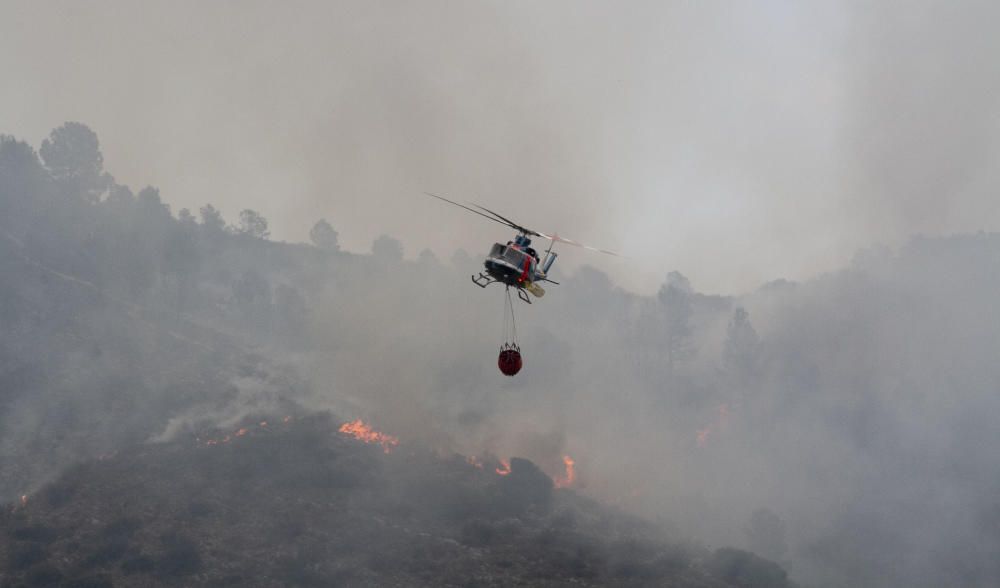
[2,124,1000,586]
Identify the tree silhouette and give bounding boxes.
[137,186,171,222]
[309,219,339,251]
[177,208,197,227]
[234,209,270,239]
[39,122,111,203]
[724,307,760,379]
[199,204,226,234]
[417,248,439,265]
[372,234,403,262]
[104,183,136,217]
[658,271,695,375]
[0,136,47,229]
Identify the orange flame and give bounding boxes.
[20,495,28,507]
[198,417,292,447]
[466,455,484,469]
[696,403,731,448]
[554,455,576,488]
[495,458,511,476]
[338,419,399,454]
[204,435,231,446]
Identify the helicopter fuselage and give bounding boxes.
[471,235,556,302]
[483,242,539,286]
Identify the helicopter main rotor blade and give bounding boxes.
[425,192,620,256]
[546,233,620,257]
[466,202,618,255]
[423,193,520,231]
[468,203,539,237]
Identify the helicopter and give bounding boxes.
[425,192,618,304]
[425,192,618,376]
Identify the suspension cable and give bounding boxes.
[502,286,518,347]
[509,288,517,344]
[501,286,509,343]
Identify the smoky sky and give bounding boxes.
[2,0,999,293]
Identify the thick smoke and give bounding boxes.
[844,0,1000,242]
[5,122,1000,586]
[3,2,1000,586]
[300,231,1000,587]
[4,1,999,293]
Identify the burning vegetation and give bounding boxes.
[0,413,789,587]
[554,455,576,489]
[0,122,798,586]
[696,403,732,448]
[337,419,400,453]
[193,417,576,490]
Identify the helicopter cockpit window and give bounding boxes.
[503,247,527,266]
[489,243,506,257]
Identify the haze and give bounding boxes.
[4,0,998,293]
[4,2,1000,587]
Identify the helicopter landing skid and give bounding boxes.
[471,274,532,304]
[471,273,495,288]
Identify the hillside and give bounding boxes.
[7,124,1000,586]
[1,413,790,587]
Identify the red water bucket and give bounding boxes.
[498,345,522,376]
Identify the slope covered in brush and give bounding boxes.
[1,414,791,587]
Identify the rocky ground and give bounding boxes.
[0,413,791,587]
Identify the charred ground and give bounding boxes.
[1,413,791,587]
